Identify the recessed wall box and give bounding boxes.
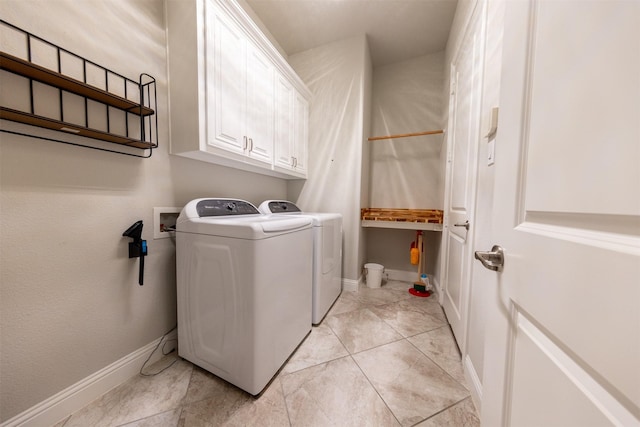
[153,207,182,239]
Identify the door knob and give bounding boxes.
[454,220,470,230]
[474,245,504,271]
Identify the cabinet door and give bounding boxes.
[274,73,294,170]
[293,91,309,175]
[207,5,246,154]
[245,44,274,164]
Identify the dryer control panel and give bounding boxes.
[267,201,301,213]
[196,199,259,217]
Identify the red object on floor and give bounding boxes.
[408,288,430,297]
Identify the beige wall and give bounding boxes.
[287,35,372,283]
[369,53,445,209]
[365,53,445,278]
[366,229,440,275]
[358,38,373,282]
[0,0,287,420]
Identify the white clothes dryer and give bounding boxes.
[258,200,342,324]
[176,198,313,395]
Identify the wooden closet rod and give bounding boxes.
[367,129,444,141]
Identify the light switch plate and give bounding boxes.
[488,138,495,166]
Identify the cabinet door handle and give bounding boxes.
[243,136,248,150]
[291,156,295,166]
[248,138,253,152]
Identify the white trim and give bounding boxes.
[384,268,416,283]
[342,277,359,292]
[214,0,310,98]
[441,0,487,360]
[345,273,441,295]
[514,313,640,426]
[1,331,177,427]
[430,276,440,297]
[464,354,483,415]
[517,221,640,257]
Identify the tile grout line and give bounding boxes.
[348,350,404,426]
[277,374,293,427]
[338,287,474,426]
[408,396,478,426]
[404,329,472,392]
[326,300,405,424]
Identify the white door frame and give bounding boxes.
[439,0,486,358]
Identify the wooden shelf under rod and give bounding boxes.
[368,129,444,141]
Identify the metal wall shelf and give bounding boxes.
[0,20,157,157]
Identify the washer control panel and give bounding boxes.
[196,199,259,217]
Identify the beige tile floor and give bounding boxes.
[55,280,480,427]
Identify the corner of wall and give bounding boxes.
[287,35,372,282]
[359,34,374,277]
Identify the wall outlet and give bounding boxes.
[153,207,182,239]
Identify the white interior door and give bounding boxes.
[481,1,640,425]
[441,1,485,353]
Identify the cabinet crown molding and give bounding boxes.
[213,0,311,99]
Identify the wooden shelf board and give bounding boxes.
[0,107,153,149]
[0,52,154,117]
[361,220,443,231]
[361,208,444,231]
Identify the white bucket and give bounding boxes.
[364,263,384,288]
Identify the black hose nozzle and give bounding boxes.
[123,220,147,286]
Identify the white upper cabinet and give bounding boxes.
[244,44,274,164]
[274,73,308,178]
[274,74,294,170]
[166,0,309,179]
[292,91,309,175]
[206,5,246,155]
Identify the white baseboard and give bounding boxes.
[431,276,442,304]
[385,269,440,288]
[1,330,177,427]
[385,268,417,283]
[464,353,483,415]
[342,277,359,292]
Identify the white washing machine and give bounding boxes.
[176,198,313,395]
[258,200,342,325]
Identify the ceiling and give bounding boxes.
[244,0,458,68]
